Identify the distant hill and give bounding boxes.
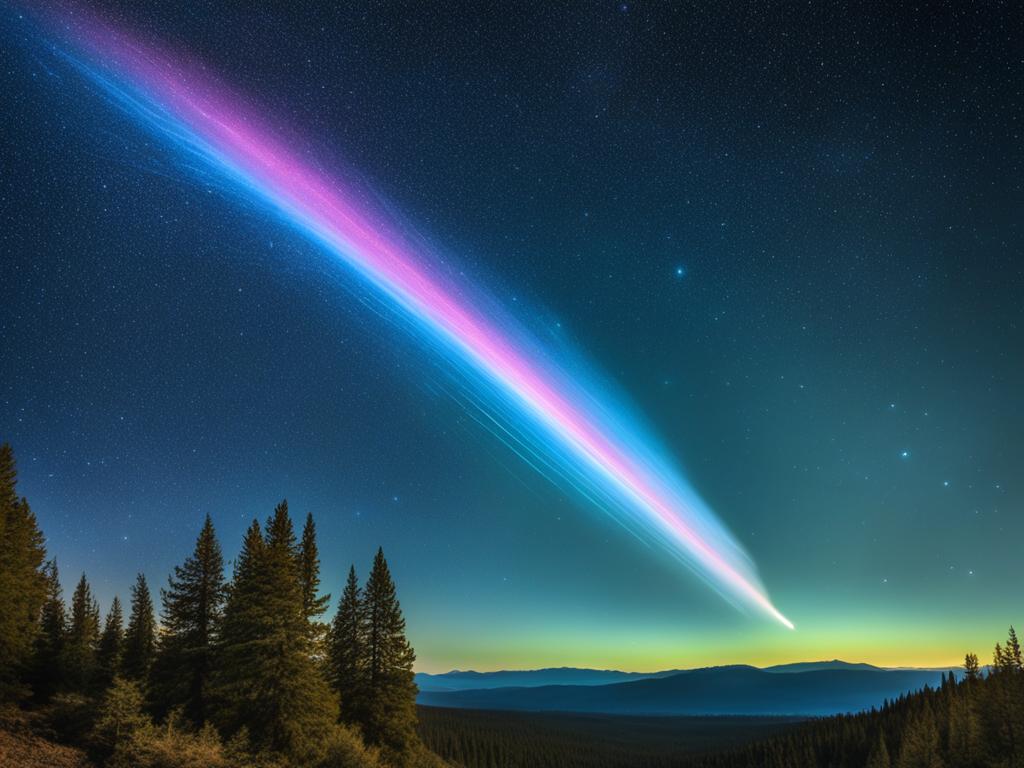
[416,665,950,716]
[415,667,683,691]
[416,660,955,691]
[763,660,883,673]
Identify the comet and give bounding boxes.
[27,6,792,629]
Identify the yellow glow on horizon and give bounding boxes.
[412,615,1010,674]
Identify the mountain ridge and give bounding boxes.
[416,664,959,716]
[415,660,960,691]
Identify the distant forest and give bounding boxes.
[419,637,1024,768]
[2,440,1022,768]
[417,708,803,768]
[694,636,1024,768]
[0,443,442,768]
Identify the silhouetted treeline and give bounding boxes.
[418,708,801,768]
[418,637,1024,768]
[695,634,1024,768]
[0,443,443,768]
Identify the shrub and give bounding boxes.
[317,724,383,768]
[114,720,232,768]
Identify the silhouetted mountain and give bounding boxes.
[763,660,882,673]
[415,667,682,691]
[416,666,950,716]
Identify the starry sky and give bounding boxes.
[1,2,1021,673]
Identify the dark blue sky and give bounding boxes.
[1,1,1021,670]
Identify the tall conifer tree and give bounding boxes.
[150,514,226,724]
[964,653,981,681]
[329,565,367,726]
[1006,626,1023,670]
[298,512,330,644]
[212,505,338,762]
[64,572,100,692]
[121,573,156,682]
[0,443,48,700]
[30,559,67,701]
[362,547,418,758]
[96,596,124,691]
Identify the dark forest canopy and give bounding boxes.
[694,641,1024,768]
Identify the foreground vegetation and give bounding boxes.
[0,443,441,767]
[0,715,91,768]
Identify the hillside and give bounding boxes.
[415,667,683,691]
[418,666,949,716]
[0,727,92,768]
[418,707,803,768]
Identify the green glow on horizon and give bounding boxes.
[411,612,1016,674]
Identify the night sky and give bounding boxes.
[2,2,1021,672]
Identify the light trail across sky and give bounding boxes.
[31,5,792,628]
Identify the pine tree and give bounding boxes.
[964,653,980,682]
[0,443,48,701]
[1005,627,1022,671]
[298,512,330,643]
[866,731,891,768]
[994,643,1008,672]
[947,680,981,768]
[209,519,265,735]
[211,506,338,762]
[329,565,367,726]
[93,676,150,754]
[362,547,419,759]
[896,709,944,768]
[30,559,67,701]
[149,514,227,724]
[122,573,156,682]
[64,572,101,692]
[96,596,124,691]
[992,628,1024,764]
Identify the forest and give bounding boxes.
[3,438,1022,768]
[0,443,442,768]
[417,708,803,768]
[418,635,1024,768]
[695,639,1024,768]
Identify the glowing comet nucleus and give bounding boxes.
[31,5,792,628]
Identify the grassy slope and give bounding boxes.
[0,727,92,768]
